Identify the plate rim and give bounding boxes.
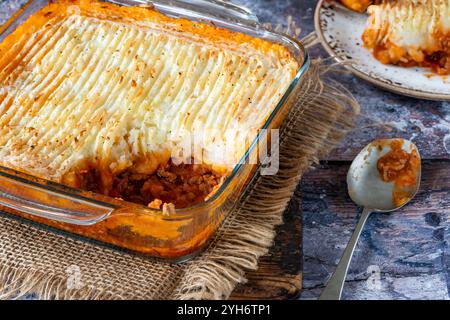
[313,0,450,101]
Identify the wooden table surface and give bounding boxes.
[1,0,449,300]
[232,0,450,300]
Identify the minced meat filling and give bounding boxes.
[80,161,223,209]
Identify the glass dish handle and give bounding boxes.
[0,173,114,226]
[182,0,259,24]
[123,0,260,26]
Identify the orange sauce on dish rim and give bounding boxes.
[376,139,420,207]
[0,0,269,259]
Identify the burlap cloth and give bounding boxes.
[0,18,359,299]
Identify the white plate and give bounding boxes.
[314,0,450,101]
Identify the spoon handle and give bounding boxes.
[319,207,372,300]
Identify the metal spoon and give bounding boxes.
[319,138,421,300]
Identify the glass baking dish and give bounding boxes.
[0,0,310,262]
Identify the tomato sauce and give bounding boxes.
[377,139,420,207]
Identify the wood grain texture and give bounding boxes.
[241,0,450,161]
[231,190,303,300]
[235,0,450,300]
[301,160,450,299]
[1,0,449,300]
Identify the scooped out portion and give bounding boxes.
[0,0,299,209]
[362,0,450,75]
[377,139,421,207]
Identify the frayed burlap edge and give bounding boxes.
[0,58,358,301]
[171,55,359,300]
[0,14,359,298]
[0,266,123,300]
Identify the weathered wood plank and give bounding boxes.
[234,160,450,300]
[327,101,450,161]
[239,0,450,299]
[300,160,450,299]
[231,190,303,300]
[240,0,450,162]
[1,0,449,301]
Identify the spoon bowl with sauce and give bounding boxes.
[320,138,421,300]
